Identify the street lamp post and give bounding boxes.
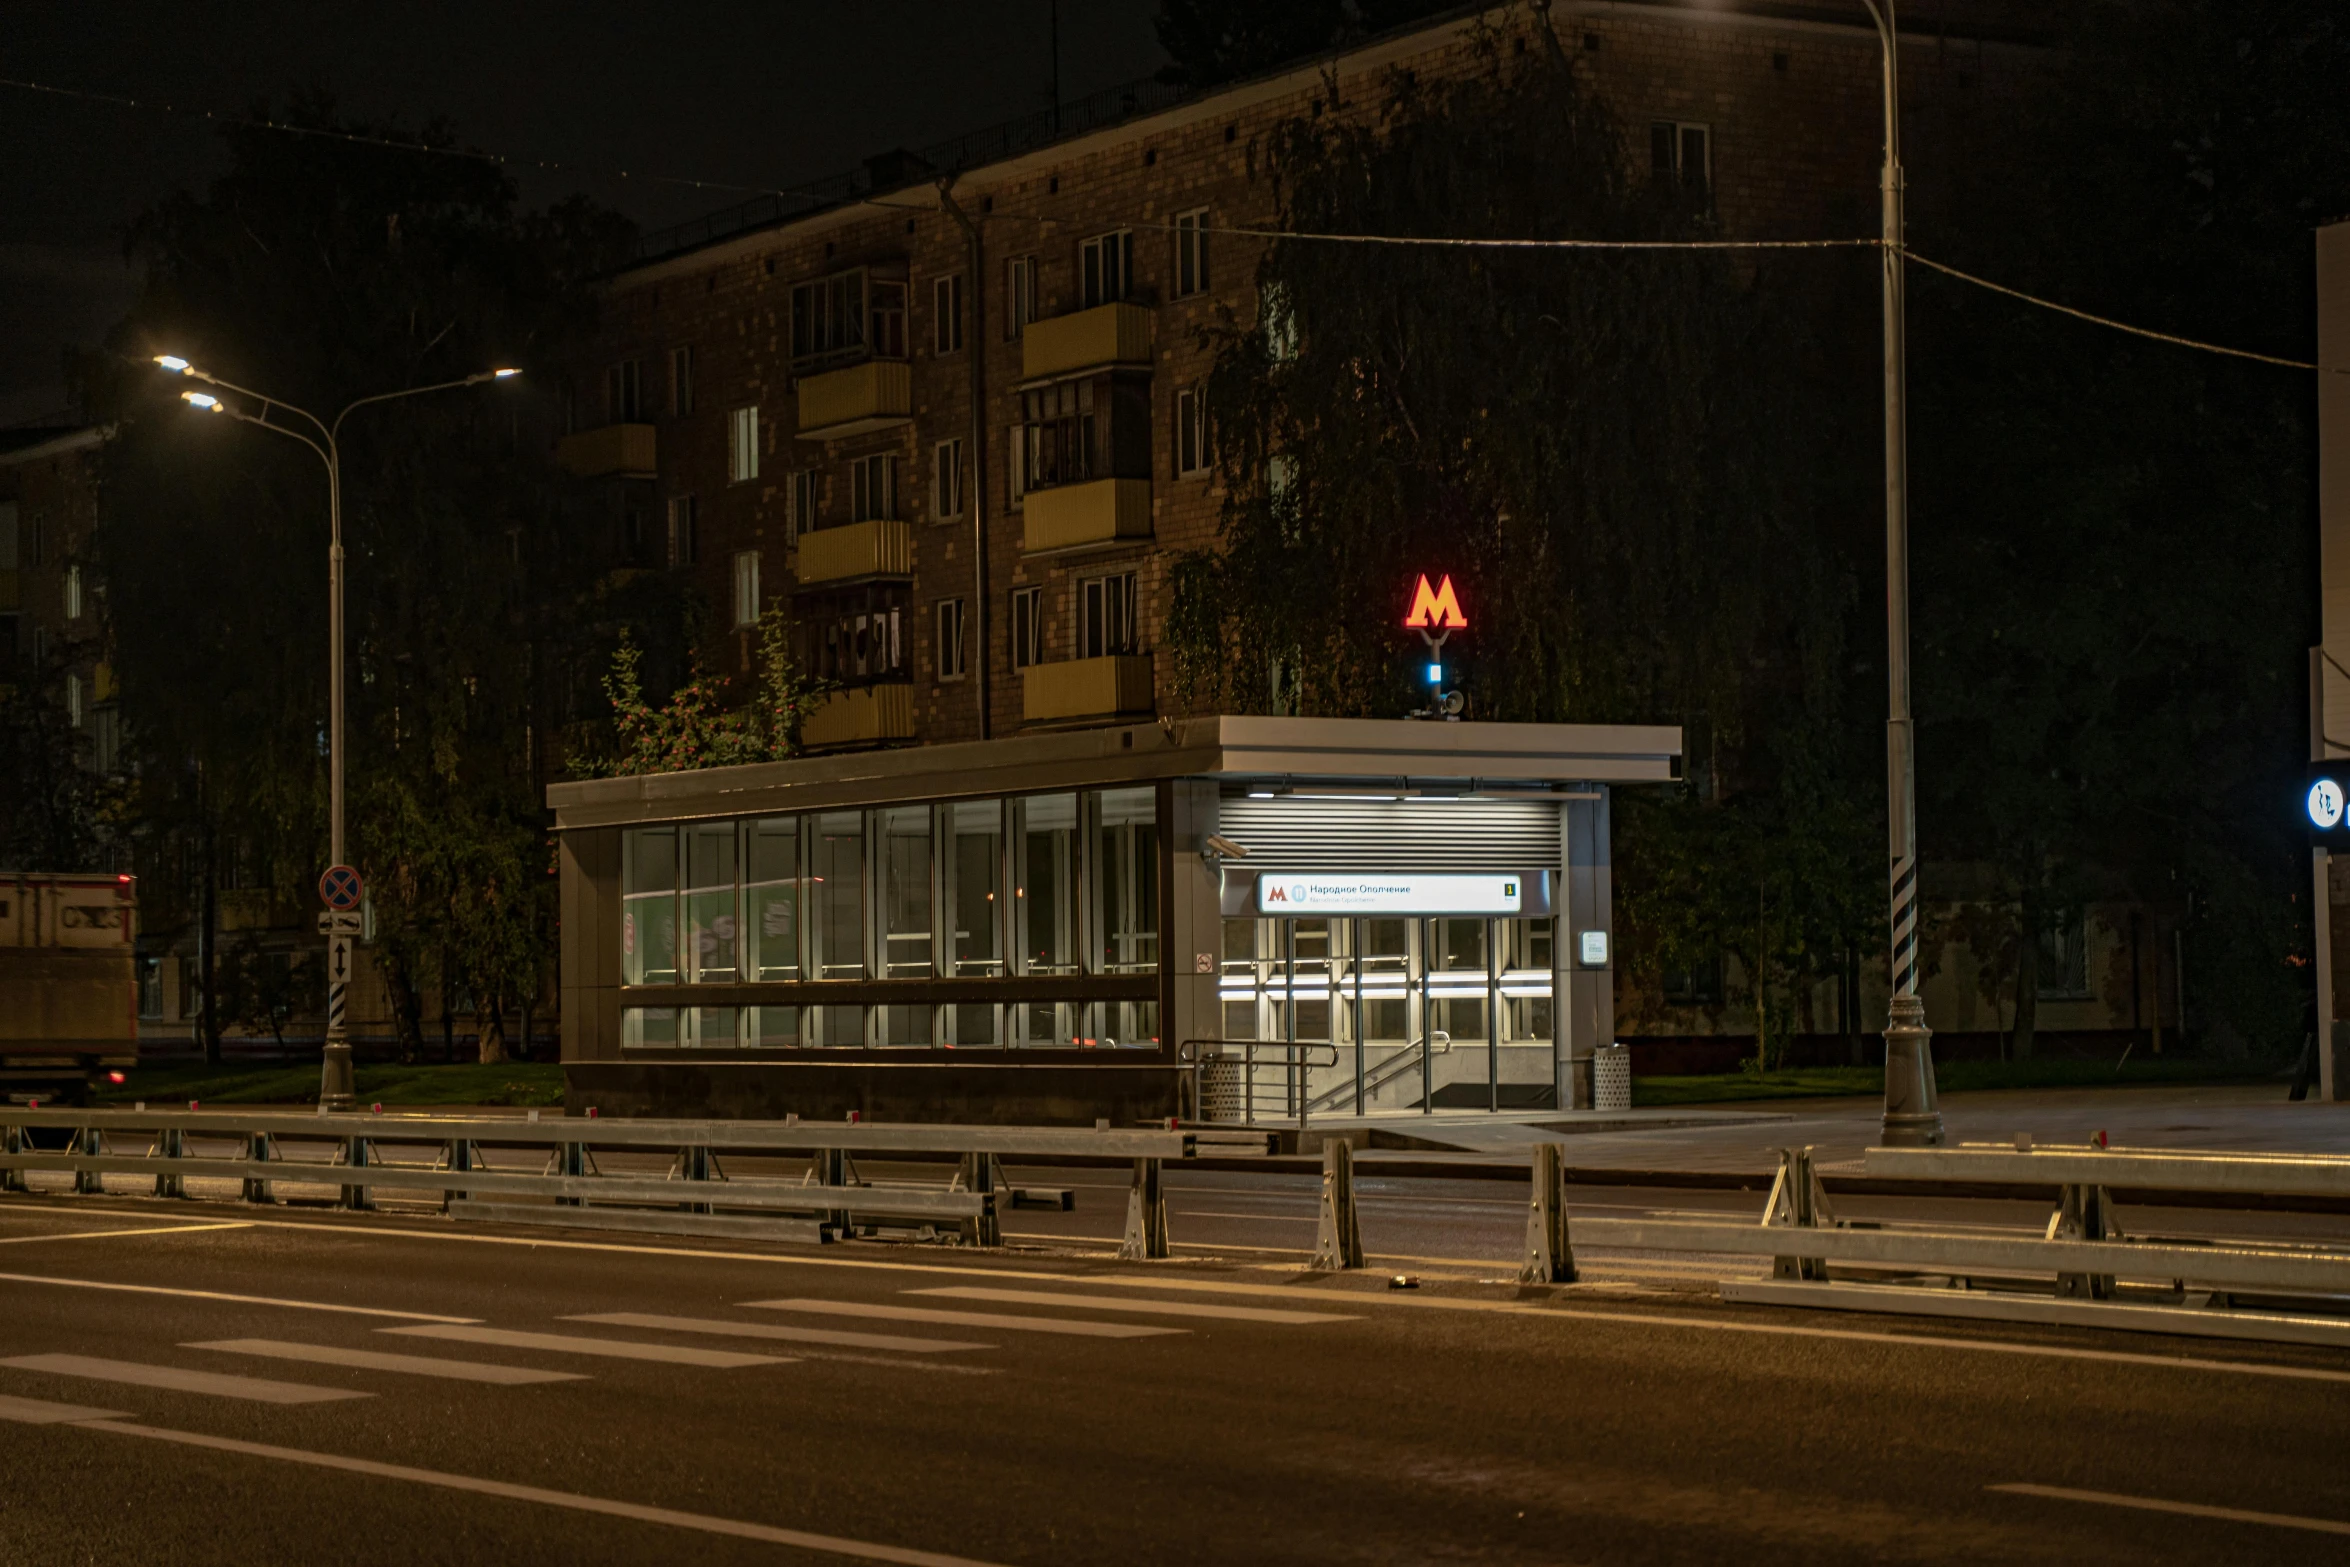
[1855,1,1944,1147]
[159,358,519,1108]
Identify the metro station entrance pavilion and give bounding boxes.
[551,716,1680,1124]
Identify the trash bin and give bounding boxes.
[1593,1042,1631,1112]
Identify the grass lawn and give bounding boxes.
[1632,1055,2286,1107]
[99,1061,566,1108]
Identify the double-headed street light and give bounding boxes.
[155,354,520,1108]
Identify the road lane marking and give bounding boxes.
[1989,1482,2350,1537]
[565,1312,990,1354]
[743,1299,1182,1338]
[0,1222,253,1246]
[70,1419,1016,1566]
[910,1287,1356,1324]
[0,1270,477,1322]
[184,1339,587,1385]
[0,1392,129,1424]
[31,1205,2347,1384]
[1,1353,367,1404]
[381,1325,786,1368]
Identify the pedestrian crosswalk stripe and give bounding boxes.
[565,1313,991,1354]
[380,1325,786,1368]
[1,1353,368,1405]
[184,1339,588,1385]
[741,1299,1182,1338]
[0,1391,129,1424]
[907,1287,1358,1325]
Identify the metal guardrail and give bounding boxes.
[1571,1143,2350,1349]
[0,1108,1273,1256]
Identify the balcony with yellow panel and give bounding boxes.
[796,519,913,586]
[1021,302,1154,382]
[1022,478,1152,555]
[801,684,914,749]
[1022,655,1155,725]
[796,359,912,440]
[555,422,656,478]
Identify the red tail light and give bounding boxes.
[106,1071,126,1084]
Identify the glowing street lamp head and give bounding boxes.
[154,354,192,373]
[492,367,521,378]
[181,391,222,411]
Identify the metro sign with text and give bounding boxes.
[1402,574,1468,631]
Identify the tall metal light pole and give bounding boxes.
[158,357,519,1108]
[1855,1,1944,1146]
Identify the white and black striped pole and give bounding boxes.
[1863,0,1944,1147]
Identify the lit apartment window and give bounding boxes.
[870,280,908,359]
[789,469,820,537]
[66,672,84,728]
[733,550,761,629]
[64,564,82,621]
[932,274,965,355]
[851,454,897,522]
[1651,121,1711,195]
[669,345,694,417]
[1261,283,1298,362]
[935,598,967,681]
[729,406,760,483]
[606,359,642,422]
[1173,209,1210,298]
[934,438,965,521]
[1010,586,1043,669]
[1081,231,1134,308]
[1175,388,1208,477]
[667,495,699,567]
[1079,571,1137,658]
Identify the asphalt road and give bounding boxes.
[2,1186,2348,1566]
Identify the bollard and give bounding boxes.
[1311,1140,1364,1271]
[1118,1157,1169,1261]
[1520,1141,1575,1284]
[1763,1146,1835,1280]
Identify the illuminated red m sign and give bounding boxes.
[1403,574,1468,630]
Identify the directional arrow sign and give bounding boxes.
[317,911,363,936]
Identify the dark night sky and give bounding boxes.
[0,1,1170,425]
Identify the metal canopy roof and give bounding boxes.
[547,715,1681,832]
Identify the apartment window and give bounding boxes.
[2037,911,2092,1000]
[935,598,967,681]
[1079,571,1138,658]
[1261,282,1298,362]
[1081,231,1134,308]
[669,345,694,417]
[92,706,121,776]
[1005,255,1037,341]
[932,274,965,355]
[933,438,966,521]
[64,564,83,621]
[1651,121,1712,195]
[729,405,760,483]
[870,280,908,359]
[65,672,83,728]
[1019,373,1151,495]
[1010,586,1043,669]
[1175,387,1208,477]
[606,359,642,422]
[790,268,866,363]
[795,583,910,685]
[667,495,699,567]
[851,453,897,522]
[789,469,820,537]
[732,550,762,629]
[1173,208,1210,298]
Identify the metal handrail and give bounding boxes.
[1303,1033,1453,1117]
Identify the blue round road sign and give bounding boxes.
[320,864,364,911]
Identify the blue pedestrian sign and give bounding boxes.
[320,864,365,911]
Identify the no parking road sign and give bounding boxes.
[319,864,365,911]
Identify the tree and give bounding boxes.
[578,602,831,778]
[1154,1,1347,87]
[80,97,639,1067]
